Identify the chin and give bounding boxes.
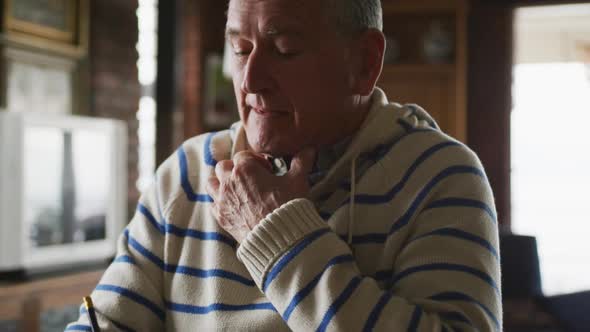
[250,138,300,157]
[255,145,295,158]
[245,124,306,157]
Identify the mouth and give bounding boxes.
[251,107,289,117]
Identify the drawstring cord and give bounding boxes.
[403,108,430,128]
[347,107,425,247]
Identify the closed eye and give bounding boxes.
[275,49,300,59]
[233,49,251,57]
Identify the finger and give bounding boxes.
[205,176,220,201]
[215,160,234,182]
[209,203,222,222]
[233,151,272,173]
[288,147,317,177]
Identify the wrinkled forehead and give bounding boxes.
[228,0,317,11]
[226,0,327,32]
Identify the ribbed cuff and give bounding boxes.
[236,198,327,288]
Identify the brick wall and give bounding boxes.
[90,0,140,221]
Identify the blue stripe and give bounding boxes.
[429,292,500,331]
[392,263,499,295]
[338,181,352,191]
[78,308,136,332]
[387,166,485,236]
[424,197,497,223]
[407,306,423,332]
[363,306,472,332]
[262,228,330,291]
[319,130,452,216]
[125,230,254,287]
[405,104,438,129]
[440,311,473,326]
[95,284,165,322]
[166,301,276,314]
[283,254,355,321]
[177,147,214,203]
[125,229,165,269]
[397,118,414,132]
[65,325,92,331]
[111,319,136,332]
[171,265,255,287]
[316,277,363,332]
[203,133,217,166]
[352,141,461,205]
[373,269,392,282]
[316,191,334,203]
[397,118,437,133]
[138,202,165,232]
[137,203,236,248]
[114,255,136,264]
[350,233,388,244]
[350,165,486,245]
[319,130,448,215]
[363,291,395,332]
[410,228,499,261]
[319,211,332,221]
[365,143,393,164]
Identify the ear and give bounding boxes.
[350,29,385,96]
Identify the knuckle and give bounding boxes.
[215,160,233,173]
[205,178,218,193]
[207,175,218,186]
[233,162,256,177]
[234,150,254,159]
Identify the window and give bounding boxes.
[136,0,158,192]
[512,5,590,295]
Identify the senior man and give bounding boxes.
[67,0,501,331]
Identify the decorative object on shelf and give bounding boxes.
[422,20,454,63]
[383,35,401,64]
[203,54,239,129]
[3,0,77,44]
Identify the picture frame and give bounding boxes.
[3,0,78,44]
[1,47,76,114]
[1,0,89,58]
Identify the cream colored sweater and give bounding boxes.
[67,89,502,331]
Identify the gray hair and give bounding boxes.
[324,0,383,36]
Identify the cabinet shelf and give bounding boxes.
[382,0,468,14]
[381,63,455,76]
[379,0,467,142]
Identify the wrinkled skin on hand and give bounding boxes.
[205,148,316,243]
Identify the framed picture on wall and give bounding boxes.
[3,0,78,44]
[1,47,76,114]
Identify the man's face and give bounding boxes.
[226,0,358,156]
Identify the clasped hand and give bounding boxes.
[205,148,316,243]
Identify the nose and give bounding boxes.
[240,48,275,94]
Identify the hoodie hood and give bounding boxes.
[306,88,439,201]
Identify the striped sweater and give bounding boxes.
[67,88,502,331]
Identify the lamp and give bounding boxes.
[500,233,543,299]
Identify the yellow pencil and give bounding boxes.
[83,296,101,332]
